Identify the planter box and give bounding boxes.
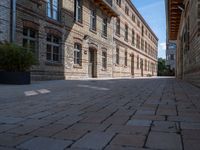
[0,71,30,85]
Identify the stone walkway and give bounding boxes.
[0,77,200,150]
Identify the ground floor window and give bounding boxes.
[46,34,60,62]
[124,50,128,66]
[102,49,107,69]
[137,56,139,69]
[116,47,120,64]
[23,27,37,55]
[74,43,82,65]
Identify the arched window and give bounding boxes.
[74,43,82,65]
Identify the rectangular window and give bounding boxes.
[75,0,82,23]
[132,29,135,45]
[137,56,139,69]
[102,50,107,69]
[125,24,128,41]
[116,18,120,36]
[90,9,96,31]
[145,60,147,71]
[116,47,120,64]
[102,18,107,37]
[132,13,136,22]
[141,39,144,51]
[47,0,59,21]
[125,5,129,15]
[124,51,128,66]
[23,27,37,57]
[46,34,60,62]
[116,0,121,6]
[145,41,147,53]
[74,43,82,65]
[136,34,140,49]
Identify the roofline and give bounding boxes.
[126,0,159,41]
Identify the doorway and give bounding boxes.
[88,48,97,78]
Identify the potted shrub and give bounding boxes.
[0,43,36,84]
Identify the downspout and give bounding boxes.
[11,0,16,43]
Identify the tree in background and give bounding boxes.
[158,58,175,76]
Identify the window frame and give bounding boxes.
[74,43,82,65]
[75,0,83,23]
[102,49,107,69]
[46,34,61,62]
[116,47,120,65]
[102,18,108,37]
[90,8,97,31]
[124,50,128,66]
[125,24,129,41]
[47,0,60,21]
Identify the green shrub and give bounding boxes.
[0,43,36,72]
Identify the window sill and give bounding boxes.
[73,64,82,69]
[101,34,107,39]
[46,17,64,27]
[89,29,97,34]
[101,68,107,71]
[45,61,63,66]
[74,21,83,27]
[124,39,128,42]
[115,33,120,37]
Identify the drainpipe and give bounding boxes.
[10,0,16,43]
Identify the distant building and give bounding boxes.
[0,0,158,80]
[166,41,176,71]
[166,0,200,87]
[0,0,11,42]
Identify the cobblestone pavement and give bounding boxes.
[0,77,200,150]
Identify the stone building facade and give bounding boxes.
[166,0,200,87]
[113,0,158,77]
[0,0,158,80]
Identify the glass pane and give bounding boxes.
[30,29,36,38]
[47,1,51,18]
[23,28,28,36]
[53,46,59,54]
[47,44,52,53]
[53,10,58,20]
[47,34,51,42]
[23,39,28,48]
[29,40,36,52]
[53,54,59,61]
[53,36,59,44]
[47,53,51,60]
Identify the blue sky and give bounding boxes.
[132,0,166,58]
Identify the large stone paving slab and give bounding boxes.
[17,137,72,150]
[110,134,146,148]
[72,131,115,150]
[146,132,182,150]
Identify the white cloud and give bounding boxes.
[159,42,166,50]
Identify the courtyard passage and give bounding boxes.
[0,77,200,150]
